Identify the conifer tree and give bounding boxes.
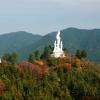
[81,50,87,58]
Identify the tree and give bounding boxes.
[2,53,11,61]
[41,46,53,59]
[75,49,81,59]
[10,52,17,64]
[81,50,87,58]
[28,54,35,63]
[2,52,17,64]
[76,49,87,59]
[35,50,40,60]
[49,45,53,51]
[63,48,68,55]
[47,57,59,66]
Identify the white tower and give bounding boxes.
[52,31,65,58]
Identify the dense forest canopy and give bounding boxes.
[0,47,100,100]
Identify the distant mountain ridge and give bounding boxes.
[0,28,100,62]
[0,31,42,56]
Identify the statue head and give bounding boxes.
[56,31,60,40]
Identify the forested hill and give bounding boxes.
[18,28,100,62]
[0,31,42,56]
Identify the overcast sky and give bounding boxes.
[0,0,100,35]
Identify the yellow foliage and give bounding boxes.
[34,60,44,65]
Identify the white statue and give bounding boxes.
[56,31,60,40]
[0,58,2,64]
[52,31,65,58]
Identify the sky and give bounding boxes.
[0,0,100,35]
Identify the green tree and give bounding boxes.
[28,54,35,63]
[34,50,40,60]
[47,57,59,66]
[75,49,81,59]
[10,52,17,64]
[81,50,87,58]
[2,53,11,61]
[2,52,17,64]
[63,48,68,55]
[41,46,53,59]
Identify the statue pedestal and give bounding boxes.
[52,51,65,58]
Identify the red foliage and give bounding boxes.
[64,63,72,69]
[36,64,47,77]
[18,61,35,72]
[18,61,47,77]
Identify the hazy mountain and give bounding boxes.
[0,31,42,56]
[18,28,100,62]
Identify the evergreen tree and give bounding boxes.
[28,54,34,63]
[35,50,40,60]
[81,50,87,58]
[2,52,17,64]
[75,49,81,59]
[10,52,17,64]
[63,48,68,55]
[41,46,53,59]
[2,53,11,61]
